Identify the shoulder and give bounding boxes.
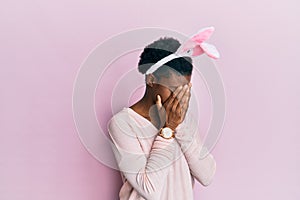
[107,107,135,135]
[108,107,128,125]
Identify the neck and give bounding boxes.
[131,86,156,117]
[140,87,156,109]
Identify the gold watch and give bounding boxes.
[158,127,175,139]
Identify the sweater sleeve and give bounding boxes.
[174,112,217,186]
[107,115,180,200]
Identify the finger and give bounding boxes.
[175,99,183,117]
[178,89,191,115]
[164,85,183,110]
[170,84,187,113]
[177,85,189,102]
[180,84,191,102]
[181,100,189,113]
[155,95,167,128]
[182,100,190,115]
[156,95,162,108]
[177,84,188,102]
[174,84,188,111]
[181,88,191,104]
[173,85,183,96]
[181,95,188,105]
[171,96,181,113]
[170,85,183,102]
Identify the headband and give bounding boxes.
[145,26,220,75]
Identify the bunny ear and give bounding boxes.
[177,26,216,55]
[145,26,220,75]
[190,45,205,56]
[190,26,215,43]
[200,42,220,59]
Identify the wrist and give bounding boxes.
[158,127,175,139]
[164,123,177,132]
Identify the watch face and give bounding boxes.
[162,127,173,138]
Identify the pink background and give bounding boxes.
[1,0,299,199]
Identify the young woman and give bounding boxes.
[108,37,216,200]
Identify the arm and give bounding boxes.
[108,116,179,200]
[174,112,217,186]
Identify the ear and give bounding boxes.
[146,74,156,87]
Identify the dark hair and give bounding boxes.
[138,37,193,78]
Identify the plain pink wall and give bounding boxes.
[1,0,299,199]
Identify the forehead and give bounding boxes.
[158,72,191,87]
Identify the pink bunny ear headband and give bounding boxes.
[145,26,220,75]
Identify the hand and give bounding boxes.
[179,82,192,122]
[160,83,192,130]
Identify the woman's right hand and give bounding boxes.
[157,83,192,131]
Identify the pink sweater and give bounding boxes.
[108,107,216,200]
